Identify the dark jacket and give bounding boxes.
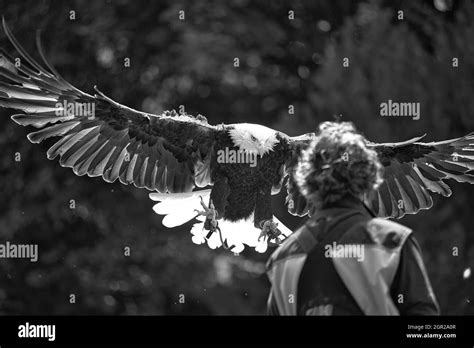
[266,195,439,315]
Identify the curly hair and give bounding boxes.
[294,121,383,207]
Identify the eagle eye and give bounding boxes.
[250,135,257,142]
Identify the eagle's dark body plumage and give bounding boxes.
[1,19,473,251]
[210,130,291,225]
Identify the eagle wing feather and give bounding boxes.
[284,131,474,219]
[367,133,474,218]
[0,19,218,193]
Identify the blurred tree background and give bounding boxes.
[0,0,472,315]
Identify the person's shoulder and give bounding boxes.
[340,217,412,249]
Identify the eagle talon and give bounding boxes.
[258,219,283,244]
[268,238,283,247]
[194,196,219,232]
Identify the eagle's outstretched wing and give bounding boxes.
[0,19,217,193]
[4,20,473,224]
[366,133,474,218]
[284,131,474,219]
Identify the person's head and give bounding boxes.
[294,121,383,208]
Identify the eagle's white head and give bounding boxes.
[228,123,279,156]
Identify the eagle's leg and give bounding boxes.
[259,220,283,245]
[195,176,230,236]
[195,196,219,233]
[254,189,283,244]
[209,176,230,220]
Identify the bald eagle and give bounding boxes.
[1,20,473,253]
